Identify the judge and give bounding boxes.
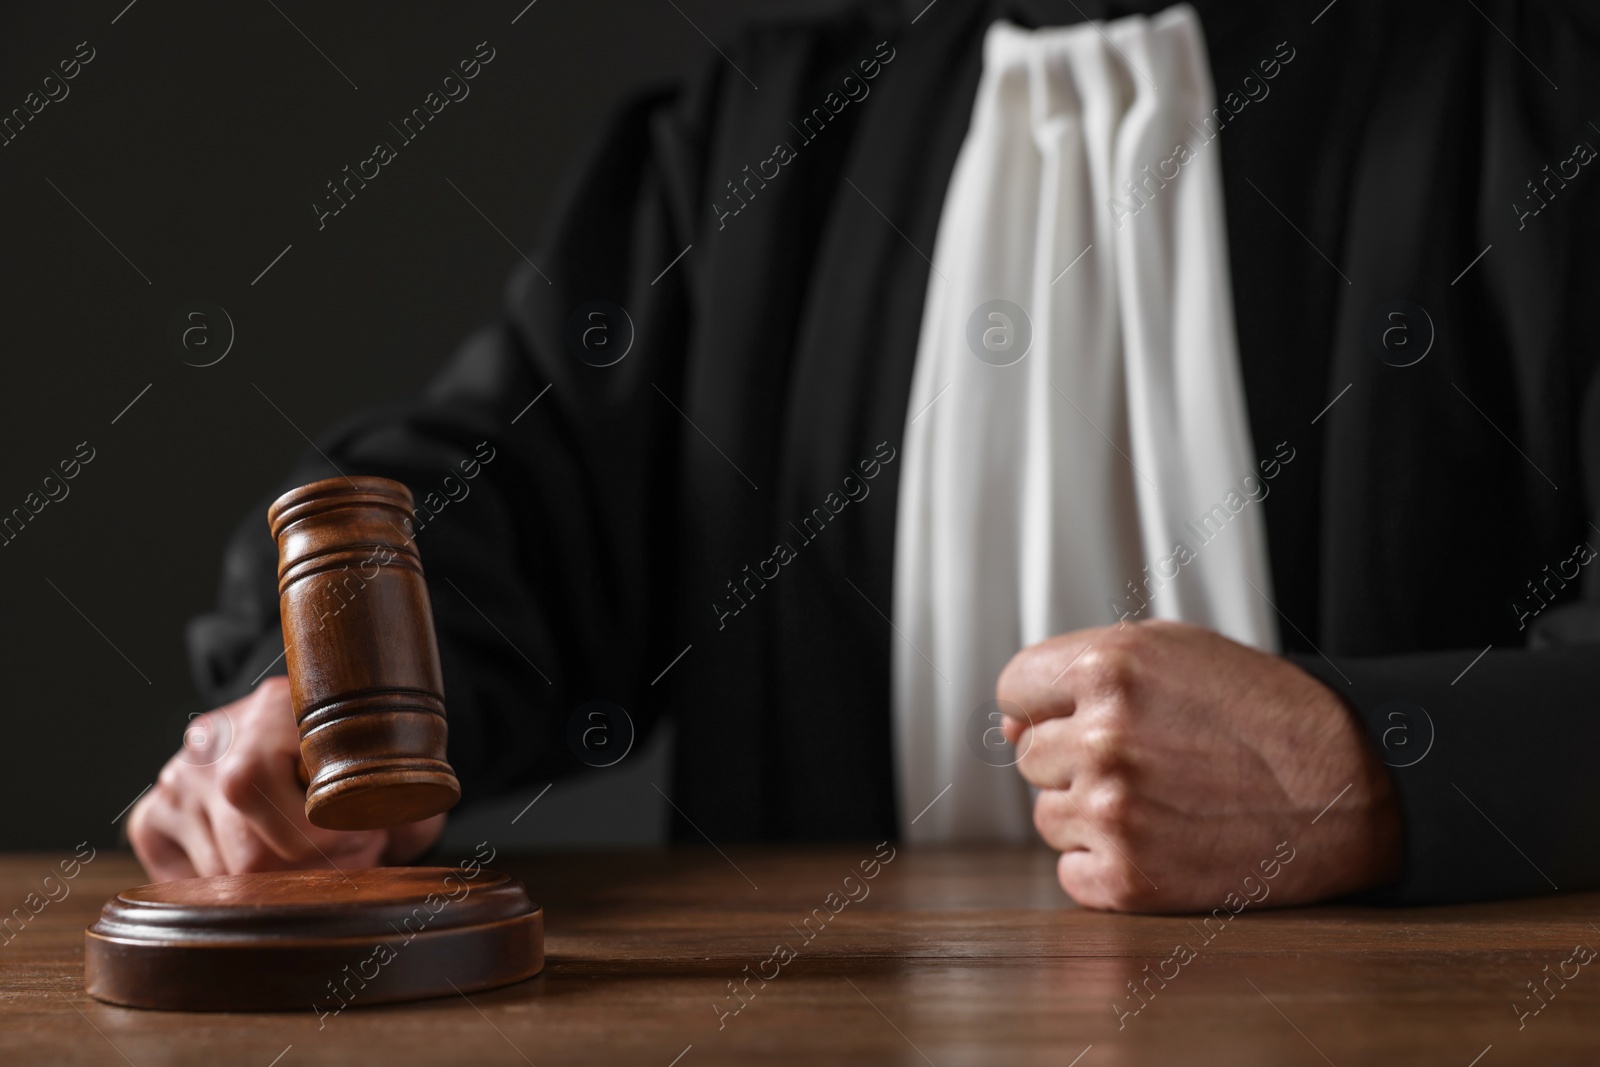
[130,0,1600,910]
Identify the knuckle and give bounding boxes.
[156,759,187,793]
[241,677,290,721]
[255,675,291,701]
[243,683,298,743]
[236,696,269,728]
[1140,618,1188,640]
[1076,646,1140,697]
[1084,780,1136,834]
[216,754,262,809]
[206,805,278,873]
[1078,715,1133,773]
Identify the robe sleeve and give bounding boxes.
[1296,585,1600,905]
[185,81,713,803]
[1288,19,1600,905]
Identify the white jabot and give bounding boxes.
[892,5,1278,842]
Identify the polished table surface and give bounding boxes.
[3,847,1598,1066]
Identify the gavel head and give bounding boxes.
[268,476,461,831]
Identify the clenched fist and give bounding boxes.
[999,620,1402,913]
[127,677,445,883]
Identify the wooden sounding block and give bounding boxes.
[84,867,544,1011]
[85,475,544,1011]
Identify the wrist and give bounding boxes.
[1350,735,1404,890]
[1283,661,1406,899]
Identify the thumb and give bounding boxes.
[999,711,1030,747]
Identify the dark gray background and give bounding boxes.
[0,0,838,852]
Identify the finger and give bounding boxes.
[997,634,1102,730]
[217,680,385,863]
[1057,848,1128,911]
[382,815,448,865]
[126,789,198,883]
[1056,838,1161,913]
[316,833,388,875]
[1039,797,1160,913]
[219,744,383,864]
[1026,699,1140,789]
[204,793,300,875]
[1000,713,1029,747]
[183,804,229,877]
[141,782,227,878]
[999,626,1144,731]
[1013,718,1078,789]
[1031,788,1092,853]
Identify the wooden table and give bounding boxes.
[3,847,1597,1065]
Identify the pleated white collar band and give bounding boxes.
[892,5,1278,842]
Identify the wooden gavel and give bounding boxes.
[84,479,540,1013]
[268,475,461,831]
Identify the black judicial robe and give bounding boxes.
[190,0,1600,904]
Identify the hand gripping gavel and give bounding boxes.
[268,475,462,831]
[83,481,536,1014]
